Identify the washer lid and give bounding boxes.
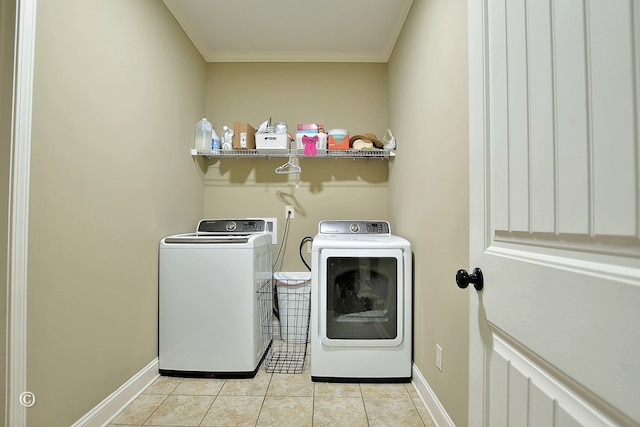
[163,234,250,244]
[161,232,271,247]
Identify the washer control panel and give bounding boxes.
[197,219,265,234]
[318,220,390,235]
[192,218,278,244]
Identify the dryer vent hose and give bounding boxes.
[299,236,313,271]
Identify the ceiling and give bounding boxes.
[162,0,414,63]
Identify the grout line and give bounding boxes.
[255,371,273,426]
[139,392,170,427]
[359,383,372,427]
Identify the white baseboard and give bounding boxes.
[71,358,159,427]
[412,363,456,427]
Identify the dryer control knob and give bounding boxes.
[350,223,360,233]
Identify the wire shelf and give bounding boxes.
[191,148,394,159]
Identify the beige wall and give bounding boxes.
[388,0,470,425]
[1,0,16,422]
[28,1,205,424]
[203,63,391,271]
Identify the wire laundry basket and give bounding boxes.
[260,272,311,373]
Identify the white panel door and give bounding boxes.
[468,0,640,425]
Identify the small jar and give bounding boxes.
[275,122,287,134]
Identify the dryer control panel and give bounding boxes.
[318,220,390,235]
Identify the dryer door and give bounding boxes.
[318,248,405,347]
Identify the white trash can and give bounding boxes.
[275,272,311,344]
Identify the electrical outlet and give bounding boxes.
[436,344,443,372]
[285,205,294,219]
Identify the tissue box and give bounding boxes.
[232,122,256,149]
[255,133,291,149]
[296,132,327,151]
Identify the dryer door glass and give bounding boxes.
[324,254,400,342]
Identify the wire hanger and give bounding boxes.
[275,153,301,175]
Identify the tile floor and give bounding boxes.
[108,363,436,426]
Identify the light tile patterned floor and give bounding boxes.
[108,364,436,426]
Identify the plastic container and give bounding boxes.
[275,122,287,134]
[275,272,311,343]
[194,118,213,150]
[295,132,327,152]
[328,128,350,150]
[256,133,290,149]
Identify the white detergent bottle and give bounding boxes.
[194,118,213,150]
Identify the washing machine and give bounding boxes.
[159,218,276,378]
[310,220,412,382]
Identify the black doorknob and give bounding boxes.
[456,268,484,291]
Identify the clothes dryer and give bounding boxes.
[310,220,412,382]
